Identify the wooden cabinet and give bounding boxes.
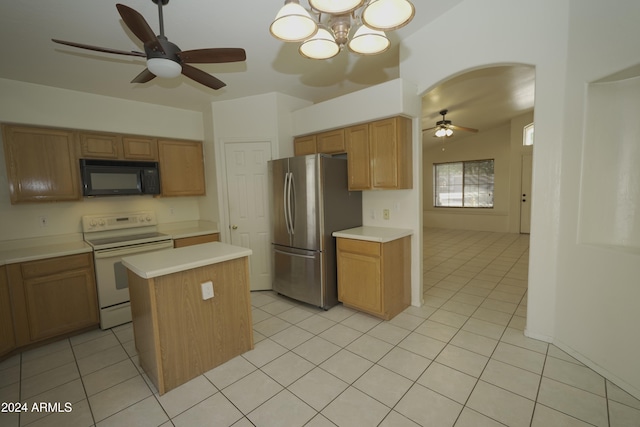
[6,253,99,346]
[294,129,346,156]
[0,266,15,358]
[173,233,219,248]
[294,135,316,156]
[337,236,411,320]
[2,124,81,204]
[316,129,346,154]
[79,132,158,161]
[158,139,206,197]
[347,116,413,190]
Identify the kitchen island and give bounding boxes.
[122,242,253,395]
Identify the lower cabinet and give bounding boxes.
[173,233,220,248]
[0,266,16,357]
[336,236,411,320]
[6,253,99,347]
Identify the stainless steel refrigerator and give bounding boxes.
[268,154,362,309]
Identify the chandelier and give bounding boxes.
[269,0,415,60]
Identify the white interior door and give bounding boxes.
[224,142,272,290]
[520,152,533,234]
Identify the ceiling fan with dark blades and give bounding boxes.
[423,109,479,138]
[52,0,246,90]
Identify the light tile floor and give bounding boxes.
[2,228,640,426]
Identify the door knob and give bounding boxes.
[231,225,238,230]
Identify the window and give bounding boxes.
[434,160,494,208]
[523,123,534,146]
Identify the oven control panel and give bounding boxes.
[82,211,158,232]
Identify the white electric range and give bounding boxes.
[82,211,173,329]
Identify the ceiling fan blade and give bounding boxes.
[177,48,247,64]
[181,64,226,90]
[422,126,437,132]
[450,124,479,133]
[115,3,164,53]
[52,39,146,57]
[131,68,156,84]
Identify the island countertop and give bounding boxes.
[332,226,413,243]
[122,242,252,279]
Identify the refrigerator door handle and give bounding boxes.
[285,171,295,235]
[274,248,317,260]
[289,172,296,232]
[283,172,291,235]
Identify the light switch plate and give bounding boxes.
[201,281,214,300]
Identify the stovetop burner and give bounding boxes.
[85,232,170,249]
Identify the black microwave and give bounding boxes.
[80,159,161,197]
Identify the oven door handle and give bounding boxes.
[93,240,174,258]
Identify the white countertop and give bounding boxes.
[0,235,92,266]
[332,226,413,243]
[158,220,219,239]
[122,242,252,279]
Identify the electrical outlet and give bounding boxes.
[38,216,48,227]
[383,209,390,220]
[201,281,214,300]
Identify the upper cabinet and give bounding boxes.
[294,129,347,156]
[2,124,81,204]
[79,132,158,161]
[367,117,413,190]
[158,139,206,197]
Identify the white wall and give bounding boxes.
[552,0,640,398]
[0,79,205,241]
[423,125,511,232]
[401,0,640,398]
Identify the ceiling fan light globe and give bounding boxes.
[445,128,453,137]
[348,25,390,55]
[435,127,446,138]
[299,27,339,59]
[362,0,415,31]
[147,58,181,78]
[308,0,364,14]
[270,1,318,42]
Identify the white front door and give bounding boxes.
[520,152,533,234]
[224,141,272,290]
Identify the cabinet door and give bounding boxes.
[158,139,206,196]
[369,117,413,189]
[23,268,98,342]
[0,266,15,357]
[345,124,370,190]
[294,135,316,156]
[316,129,345,154]
[337,239,383,315]
[2,125,81,203]
[78,132,122,159]
[122,136,158,161]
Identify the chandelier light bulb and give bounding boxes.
[308,0,364,14]
[270,0,318,42]
[362,0,415,31]
[299,26,340,59]
[348,24,390,55]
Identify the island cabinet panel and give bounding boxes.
[2,124,81,204]
[0,266,15,358]
[173,233,220,248]
[337,236,411,320]
[157,139,205,197]
[129,256,253,394]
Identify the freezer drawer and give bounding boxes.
[272,244,324,308]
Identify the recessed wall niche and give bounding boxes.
[579,65,640,250]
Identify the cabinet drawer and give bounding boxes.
[173,233,219,248]
[337,238,380,257]
[21,253,92,279]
